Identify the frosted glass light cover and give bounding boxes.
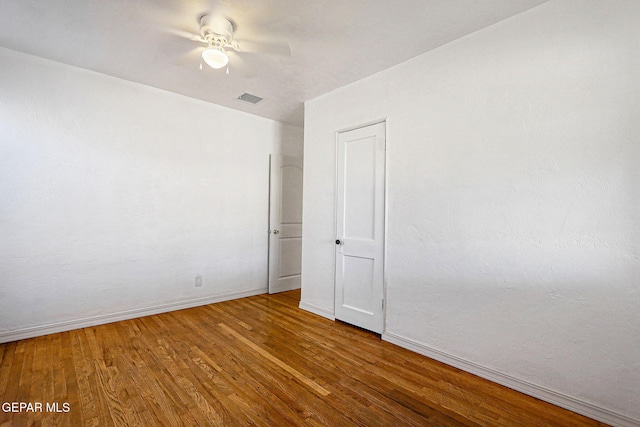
[202,48,228,69]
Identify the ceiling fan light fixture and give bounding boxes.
[202,47,228,69]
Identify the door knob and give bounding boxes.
[336,239,342,245]
[273,230,280,234]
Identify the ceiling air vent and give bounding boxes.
[237,92,264,105]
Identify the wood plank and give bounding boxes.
[0,289,609,427]
[218,322,331,397]
[78,328,115,426]
[60,332,83,427]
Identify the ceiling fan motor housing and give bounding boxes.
[200,14,234,46]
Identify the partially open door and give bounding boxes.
[268,155,303,293]
[335,122,385,333]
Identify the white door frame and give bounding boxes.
[334,119,387,333]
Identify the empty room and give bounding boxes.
[1,0,638,426]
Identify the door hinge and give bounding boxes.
[381,299,385,310]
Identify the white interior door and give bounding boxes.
[269,155,303,294]
[335,122,386,333]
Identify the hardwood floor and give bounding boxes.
[1,290,607,426]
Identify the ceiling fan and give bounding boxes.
[182,13,291,73]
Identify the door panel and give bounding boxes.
[335,122,385,333]
[345,138,376,239]
[281,166,303,223]
[279,238,302,277]
[342,256,375,313]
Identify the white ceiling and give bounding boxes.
[0,0,547,126]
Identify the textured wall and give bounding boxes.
[302,0,639,422]
[0,48,280,337]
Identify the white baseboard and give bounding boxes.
[382,331,638,427]
[0,288,267,344]
[269,275,301,294]
[299,300,335,320]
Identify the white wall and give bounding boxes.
[0,47,284,341]
[301,1,640,424]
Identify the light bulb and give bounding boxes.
[201,47,228,69]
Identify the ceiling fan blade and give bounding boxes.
[233,39,291,57]
[174,46,205,67]
[163,27,206,43]
[227,51,258,78]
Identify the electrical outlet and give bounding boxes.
[195,276,203,287]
